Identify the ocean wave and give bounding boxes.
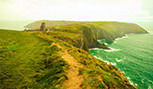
[148,86,152,89]
[104,43,108,45]
[129,80,134,85]
[90,47,120,52]
[93,56,112,65]
[147,30,153,34]
[116,60,121,62]
[122,35,128,38]
[103,60,116,65]
[115,58,122,62]
[115,35,128,40]
[94,56,98,58]
[96,58,117,66]
[127,77,130,80]
[103,48,120,52]
[90,48,101,50]
[121,71,125,74]
[103,60,111,64]
[148,80,153,84]
[111,62,116,65]
[141,79,144,83]
[127,77,137,87]
[113,41,117,43]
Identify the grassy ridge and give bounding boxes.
[0,29,69,88]
[0,29,136,89]
[38,32,136,89]
[1,21,147,88]
[67,46,135,89]
[29,21,147,51]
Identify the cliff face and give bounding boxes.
[25,21,148,51]
[79,22,147,51]
[0,29,136,89]
[95,22,148,42]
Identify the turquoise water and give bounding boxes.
[90,29,153,89]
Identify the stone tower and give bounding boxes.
[40,22,46,31]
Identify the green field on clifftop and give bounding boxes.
[0,29,69,88]
[0,29,136,89]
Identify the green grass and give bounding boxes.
[0,29,69,89]
[0,26,139,89]
[66,46,136,89]
[31,21,147,51]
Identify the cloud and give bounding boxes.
[0,0,13,3]
[0,0,152,22]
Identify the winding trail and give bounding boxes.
[57,44,83,89]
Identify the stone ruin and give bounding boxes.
[40,22,46,31]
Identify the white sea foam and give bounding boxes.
[94,56,98,58]
[116,60,121,62]
[147,30,153,34]
[115,35,128,41]
[94,56,116,65]
[129,80,134,85]
[97,39,100,42]
[104,43,108,45]
[90,48,101,50]
[141,79,144,83]
[103,48,120,52]
[103,60,117,65]
[114,41,117,43]
[122,35,128,38]
[121,71,125,74]
[103,60,111,64]
[147,30,151,33]
[115,58,122,62]
[148,86,152,89]
[127,77,130,80]
[111,62,116,65]
[127,77,136,86]
[90,47,120,52]
[148,80,153,84]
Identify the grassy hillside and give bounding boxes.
[24,20,80,30]
[25,21,147,51]
[0,29,69,88]
[0,29,136,89]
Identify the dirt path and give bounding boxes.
[57,43,83,89]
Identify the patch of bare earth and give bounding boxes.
[57,43,83,89]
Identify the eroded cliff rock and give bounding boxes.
[25,21,148,52]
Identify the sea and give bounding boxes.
[0,20,34,30]
[90,23,153,89]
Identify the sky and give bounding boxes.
[0,0,153,22]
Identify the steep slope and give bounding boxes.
[38,32,137,89]
[0,29,136,89]
[92,22,148,42]
[26,21,147,51]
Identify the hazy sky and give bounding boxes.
[0,0,153,22]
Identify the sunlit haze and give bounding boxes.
[0,0,153,30]
[0,0,153,22]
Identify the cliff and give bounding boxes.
[0,29,136,89]
[0,21,148,89]
[25,20,147,51]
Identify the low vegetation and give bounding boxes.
[0,29,69,89]
[67,46,135,89]
[1,20,146,89]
